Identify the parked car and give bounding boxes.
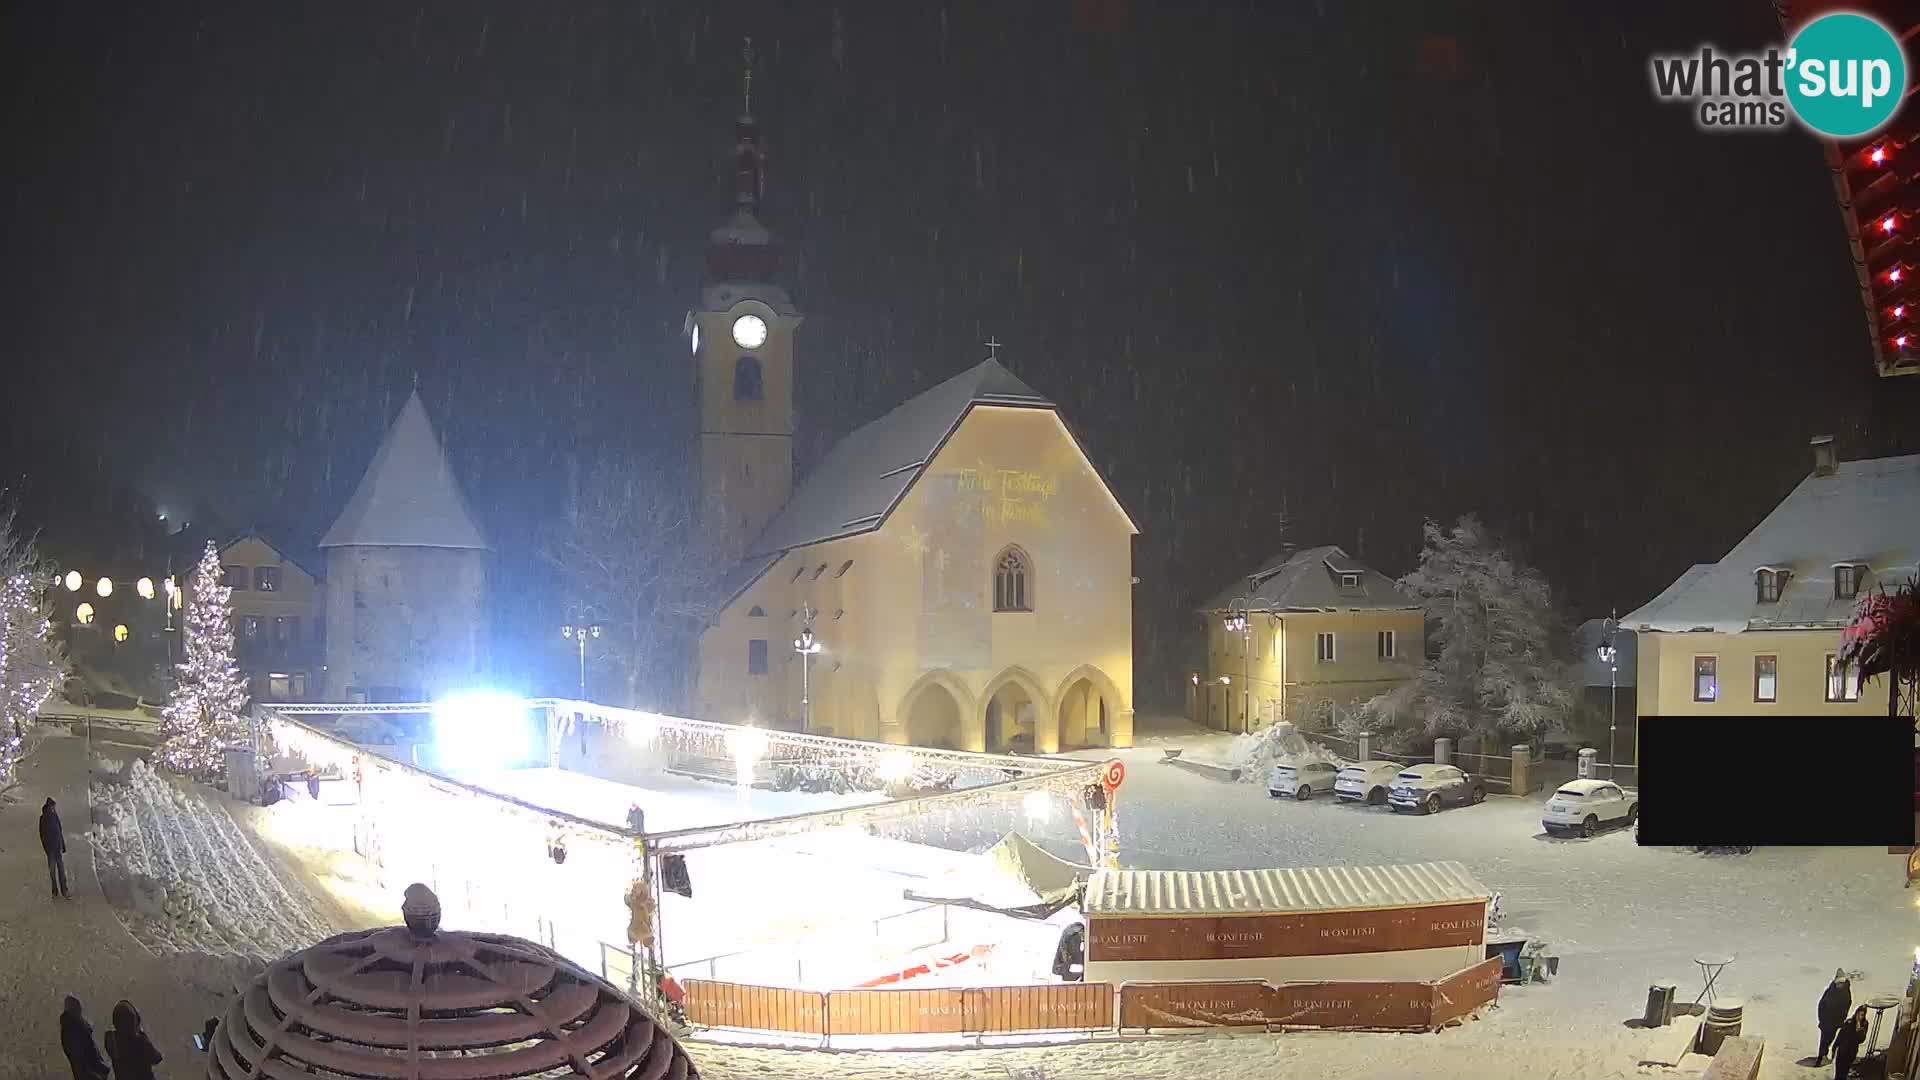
[1387,763,1484,814]
[1333,761,1404,805]
[1269,759,1342,800]
[1542,779,1638,838]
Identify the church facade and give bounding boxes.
[686,80,1137,752]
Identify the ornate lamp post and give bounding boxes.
[1223,574,1260,733]
[1597,611,1619,779]
[559,623,600,702]
[794,603,822,730]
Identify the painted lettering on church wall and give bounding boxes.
[953,463,1059,528]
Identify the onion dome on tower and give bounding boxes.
[204,884,699,1079]
[706,36,780,285]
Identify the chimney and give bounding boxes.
[1810,435,1838,477]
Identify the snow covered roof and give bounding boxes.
[320,391,490,551]
[1202,545,1417,613]
[745,358,1066,557]
[220,530,323,582]
[1085,860,1490,917]
[1620,451,1920,634]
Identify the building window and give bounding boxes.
[1754,655,1777,702]
[747,639,769,675]
[993,546,1033,612]
[1377,630,1396,660]
[1693,656,1717,702]
[1835,564,1863,601]
[1755,569,1788,603]
[1827,654,1862,702]
[1339,573,1360,589]
[733,356,764,401]
[1316,632,1336,663]
[791,566,805,583]
[273,616,294,645]
[224,565,249,590]
[747,606,766,617]
[833,608,844,620]
[268,672,308,701]
[240,615,264,640]
[812,564,827,580]
[836,560,854,577]
[254,566,281,592]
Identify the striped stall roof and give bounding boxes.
[1085,860,1491,917]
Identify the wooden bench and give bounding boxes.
[1700,1035,1763,1080]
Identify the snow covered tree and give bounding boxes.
[1363,515,1574,741]
[160,540,251,779]
[0,505,67,788]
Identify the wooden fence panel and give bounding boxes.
[683,980,826,1034]
[1267,980,1431,1031]
[1117,981,1274,1028]
[827,988,968,1035]
[1429,956,1503,1027]
[964,984,1113,1033]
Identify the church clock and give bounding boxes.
[732,314,768,350]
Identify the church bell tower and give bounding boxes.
[687,37,802,559]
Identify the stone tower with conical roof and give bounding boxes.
[320,390,490,701]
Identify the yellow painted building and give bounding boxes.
[1196,547,1424,734]
[684,94,1136,752]
[1622,438,1917,728]
[204,533,326,702]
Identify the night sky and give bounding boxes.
[6,2,1918,704]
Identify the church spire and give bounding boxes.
[706,35,778,283]
[732,36,763,214]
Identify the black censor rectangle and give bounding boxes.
[1636,717,1914,847]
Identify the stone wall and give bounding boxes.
[324,546,487,700]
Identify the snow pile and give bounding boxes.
[1217,724,1346,784]
[89,757,335,965]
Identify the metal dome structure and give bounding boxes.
[207,884,698,1079]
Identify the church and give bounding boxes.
[687,71,1137,753]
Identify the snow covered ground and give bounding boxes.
[449,764,888,832]
[74,718,1920,1079]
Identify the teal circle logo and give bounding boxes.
[1787,13,1907,137]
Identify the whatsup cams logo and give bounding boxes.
[1650,11,1907,137]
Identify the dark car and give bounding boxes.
[1386,763,1485,815]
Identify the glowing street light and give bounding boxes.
[1597,612,1620,779]
[727,724,769,791]
[794,603,823,731]
[96,577,113,598]
[136,577,155,600]
[64,571,81,592]
[113,624,129,643]
[75,602,95,626]
[1023,789,1054,825]
[876,750,915,784]
[559,623,601,702]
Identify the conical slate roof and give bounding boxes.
[321,391,489,551]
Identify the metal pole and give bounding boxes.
[1608,660,1617,780]
[577,634,587,702]
[801,648,811,730]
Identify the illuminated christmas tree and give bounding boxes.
[160,541,250,778]
[0,507,66,787]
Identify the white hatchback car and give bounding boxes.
[1268,759,1342,800]
[1333,761,1404,805]
[1542,779,1638,838]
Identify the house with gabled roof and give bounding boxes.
[1194,546,1424,734]
[202,530,326,702]
[681,85,1137,752]
[318,390,490,702]
[1620,436,1919,725]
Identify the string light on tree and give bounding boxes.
[159,541,251,779]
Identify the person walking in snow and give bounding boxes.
[59,995,110,1080]
[103,1000,163,1080]
[1832,1004,1869,1080]
[39,797,70,899]
[1818,968,1853,1065]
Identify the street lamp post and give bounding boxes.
[560,623,600,702]
[794,603,822,730]
[1223,575,1260,733]
[1597,611,1619,780]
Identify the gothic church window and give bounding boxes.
[733,356,763,401]
[993,546,1033,612]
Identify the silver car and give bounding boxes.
[1268,759,1341,801]
[1387,763,1485,815]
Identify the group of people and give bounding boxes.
[1817,968,1874,1080]
[58,997,164,1080]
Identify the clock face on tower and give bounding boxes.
[732,314,768,350]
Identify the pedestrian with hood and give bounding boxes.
[58,995,109,1080]
[104,999,163,1080]
[39,797,70,899]
[1818,968,1853,1065]
[1833,1004,1870,1080]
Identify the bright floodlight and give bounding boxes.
[136,577,155,599]
[624,712,659,744]
[64,571,81,592]
[728,724,769,788]
[75,602,95,626]
[432,691,533,772]
[876,750,915,784]
[1023,789,1053,825]
[96,577,113,598]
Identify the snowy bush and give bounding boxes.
[1225,724,1345,783]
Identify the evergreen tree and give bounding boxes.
[160,541,250,778]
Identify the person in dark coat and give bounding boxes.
[1833,1004,1869,1080]
[59,995,110,1080]
[103,999,163,1080]
[1818,968,1853,1064]
[39,797,70,899]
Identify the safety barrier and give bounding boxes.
[682,960,1499,1039]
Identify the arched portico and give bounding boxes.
[892,669,980,750]
[981,666,1053,753]
[1053,664,1130,750]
